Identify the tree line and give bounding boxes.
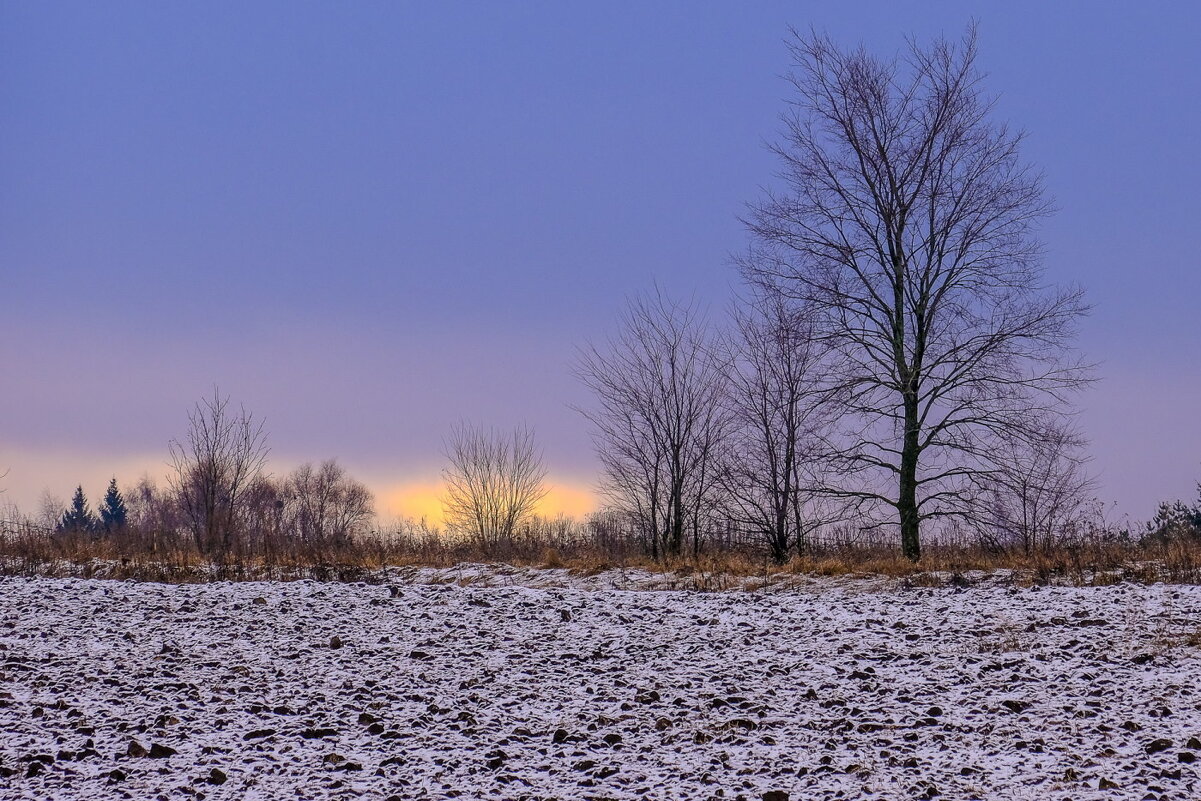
[54,479,128,535]
[39,392,375,560]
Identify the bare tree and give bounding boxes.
[441,423,548,546]
[168,390,269,556]
[722,295,832,562]
[36,490,66,532]
[286,459,375,545]
[575,292,730,560]
[742,27,1091,559]
[236,474,286,552]
[125,476,185,543]
[977,421,1096,554]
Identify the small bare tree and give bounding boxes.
[237,474,286,552]
[168,390,269,556]
[977,421,1096,554]
[742,27,1092,560]
[442,423,548,546]
[125,476,186,545]
[36,490,66,532]
[286,459,375,545]
[575,292,730,559]
[722,295,832,562]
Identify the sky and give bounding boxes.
[2,1,1199,525]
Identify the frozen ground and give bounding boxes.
[1,573,1199,800]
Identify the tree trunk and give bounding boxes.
[898,394,922,561]
[774,441,792,563]
[771,505,789,564]
[669,485,685,556]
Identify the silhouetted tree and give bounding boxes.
[168,390,269,556]
[98,478,128,534]
[1148,482,1201,541]
[576,292,731,559]
[721,295,832,562]
[742,26,1091,560]
[287,460,375,545]
[237,474,286,551]
[37,491,66,531]
[977,421,1096,553]
[58,485,97,534]
[442,423,548,546]
[125,476,183,536]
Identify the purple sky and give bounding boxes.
[2,1,1199,523]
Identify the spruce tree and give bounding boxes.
[99,478,128,533]
[58,485,97,534]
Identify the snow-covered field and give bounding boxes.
[1,573,1199,800]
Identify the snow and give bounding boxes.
[1,571,1199,800]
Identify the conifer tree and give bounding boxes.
[58,485,97,534]
[99,478,128,533]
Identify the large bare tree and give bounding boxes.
[742,27,1091,559]
[441,423,548,546]
[168,390,269,556]
[575,292,730,559]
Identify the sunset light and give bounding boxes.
[380,479,597,525]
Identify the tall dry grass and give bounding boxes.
[2,513,1200,587]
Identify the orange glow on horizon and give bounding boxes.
[379,479,597,525]
[535,482,597,519]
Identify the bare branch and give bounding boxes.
[441,423,548,546]
[741,27,1093,559]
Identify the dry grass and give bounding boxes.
[772,537,1201,587]
[2,521,1201,588]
